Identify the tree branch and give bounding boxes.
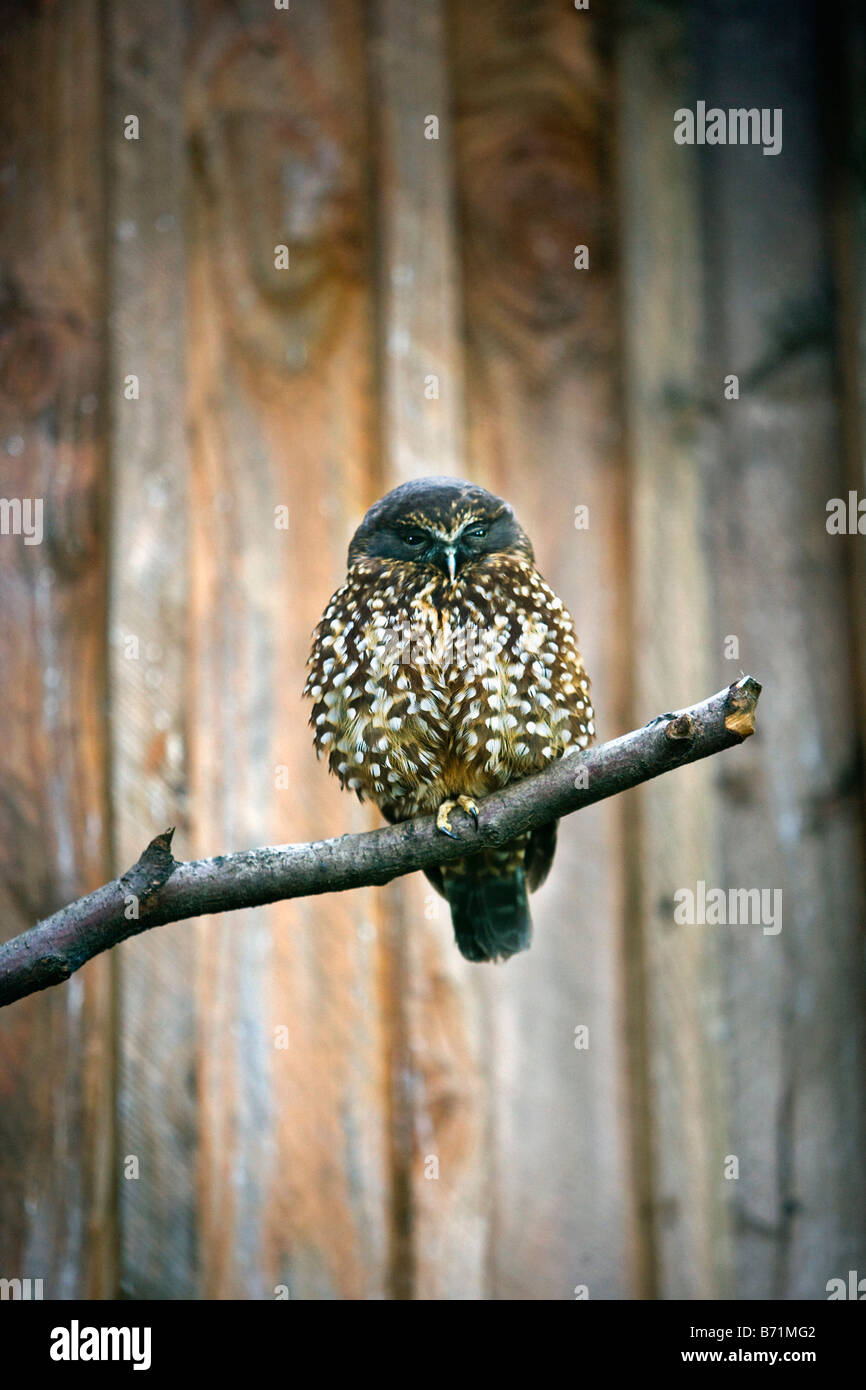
[0,676,761,1007]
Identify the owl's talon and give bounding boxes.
[436,796,479,838]
[436,800,459,838]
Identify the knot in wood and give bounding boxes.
[664,713,695,743]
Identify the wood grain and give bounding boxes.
[107,0,197,1299]
[187,0,390,1299]
[452,0,631,1300]
[697,0,866,1299]
[0,0,114,1299]
[617,4,729,1299]
[370,0,488,1301]
[371,0,466,481]
[1,0,863,1304]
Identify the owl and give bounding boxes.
[303,477,595,962]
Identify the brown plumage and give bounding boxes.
[303,476,594,962]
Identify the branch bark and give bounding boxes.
[0,676,761,1007]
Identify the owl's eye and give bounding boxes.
[464,526,488,540]
[402,532,426,547]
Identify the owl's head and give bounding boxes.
[347,476,533,581]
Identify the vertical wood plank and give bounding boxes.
[833,0,866,757]
[451,0,633,1299]
[617,4,729,1299]
[697,0,866,1298]
[370,0,490,1300]
[370,0,466,481]
[0,0,114,1299]
[186,0,390,1299]
[108,0,196,1298]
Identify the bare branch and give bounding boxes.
[0,677,761,1007]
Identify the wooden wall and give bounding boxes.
[0,0,864,1300]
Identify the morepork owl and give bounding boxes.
[304,477,595,962]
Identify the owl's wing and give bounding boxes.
[525,819,558,893]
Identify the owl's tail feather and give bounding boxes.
[443,865,532,963]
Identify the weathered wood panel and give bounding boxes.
[0,0,114,1299]
[833,0,866,758]
[0,0,864,1305]
[370,0,490,1300]
[451,0,632,1299]
[186,0,390,1299]
[616,5,729,1298]
[697,0,866,1298]
[108,0,197,1299]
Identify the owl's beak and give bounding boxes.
[443,545,457,583]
